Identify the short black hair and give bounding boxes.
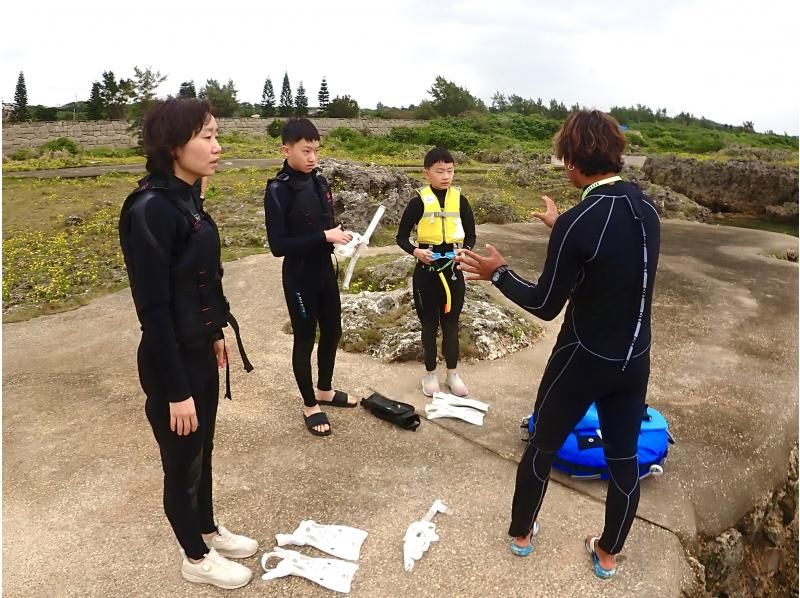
[281,118,320,144]
[424,147,454,169]
[142,98,213,176]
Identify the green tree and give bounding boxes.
[129,66,166,121]
[261,77,275,116]
[99,71,134,119]
[490,92,508,113]
[86,82,105,120]
[428,76,477,116]
[295,82,308,116]
[317,77,330,111]
[279,72,293,116]
[12,71,30,122]
[178,81,197,98]
[199,79,239,117]
[326,95,359,118]
[31,105,58,121]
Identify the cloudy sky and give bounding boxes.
[2,0,798,134]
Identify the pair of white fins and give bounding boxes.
[425,391,490,426]
[261,520,367,593]
[261,499,452,593]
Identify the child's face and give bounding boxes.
[282,138,320,173]
[424,161,455,189]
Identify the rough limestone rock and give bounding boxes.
[317,159,418,233]
[340,283,541,363]
[624,167,711,222]
[642,155,799,216]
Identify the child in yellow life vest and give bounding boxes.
[396,147,477,397]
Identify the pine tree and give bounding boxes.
[295,82,308,116]
[261,77,275,116]
[12,71,30,122]
[86,82,105,120]
[317,77,330,112]
[279,72,293,116]
[178,81,197,98]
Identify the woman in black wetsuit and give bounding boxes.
[119,99,256,589]
[457,110,660,579]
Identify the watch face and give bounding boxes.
[492,271,500,282]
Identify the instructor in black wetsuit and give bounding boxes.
[457,110,660,579]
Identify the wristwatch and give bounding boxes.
[491,265,510,284]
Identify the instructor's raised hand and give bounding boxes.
[456,244,508,281]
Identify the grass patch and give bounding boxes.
[2,170,271,321]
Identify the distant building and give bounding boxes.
[2,103,14,122]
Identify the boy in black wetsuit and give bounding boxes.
[264,119,355,436]
[396,147,476,397]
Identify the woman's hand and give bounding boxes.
[170,397,198,436]
[214,337,227,368]
[413,247,435,265]
[532,195,559,229]
[456,244,508,281]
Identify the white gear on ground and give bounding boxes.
[275,520,368,561]
[261,547,359,594]
[431,392,490,412]
[424,402,486,425]
[403,499,451,572]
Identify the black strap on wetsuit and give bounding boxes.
[167,197,255,399]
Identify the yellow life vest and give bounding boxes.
[416,186,465,245]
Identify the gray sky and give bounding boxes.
[2,0,798,134]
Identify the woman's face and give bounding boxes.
[173,115,221,183]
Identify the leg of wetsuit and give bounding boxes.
[316,262,342,392]
[595,354,650,555]
[440,266,465,369]
[413,264,443,372]
[140,341,219,560]
[508,343,596,537]
[283,261,320,407]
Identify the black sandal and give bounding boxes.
[303,411,332,436]
[319,390,356,409]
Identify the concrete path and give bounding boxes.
[3,220,797,597]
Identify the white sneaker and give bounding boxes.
[422,372,440,397]
[446,372,469,397]
[205,525,259,558]
[181,547,253,589]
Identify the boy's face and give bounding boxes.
[282,138,320,173]
[423,161,455,190]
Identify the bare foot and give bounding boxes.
[303,404,330,434]
[512,533,532,548]
[588,536,617,570]
[315,389,357,406]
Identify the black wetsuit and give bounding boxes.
[495,179,660,555]
[264,162,341,407]
[120,174,225,560]
[396,189,476,371]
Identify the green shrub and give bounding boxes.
[267,119,285,138]
[40,137,81,154]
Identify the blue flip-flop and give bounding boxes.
[585,536,617,579]
[509,521,540,557]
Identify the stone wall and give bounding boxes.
[2,117,424,156]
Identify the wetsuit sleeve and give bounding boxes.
[494,214,586,321]
[396,195,423,255]
[460,195,476,250]
[264,182,327,257]
[127,199,193,402]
